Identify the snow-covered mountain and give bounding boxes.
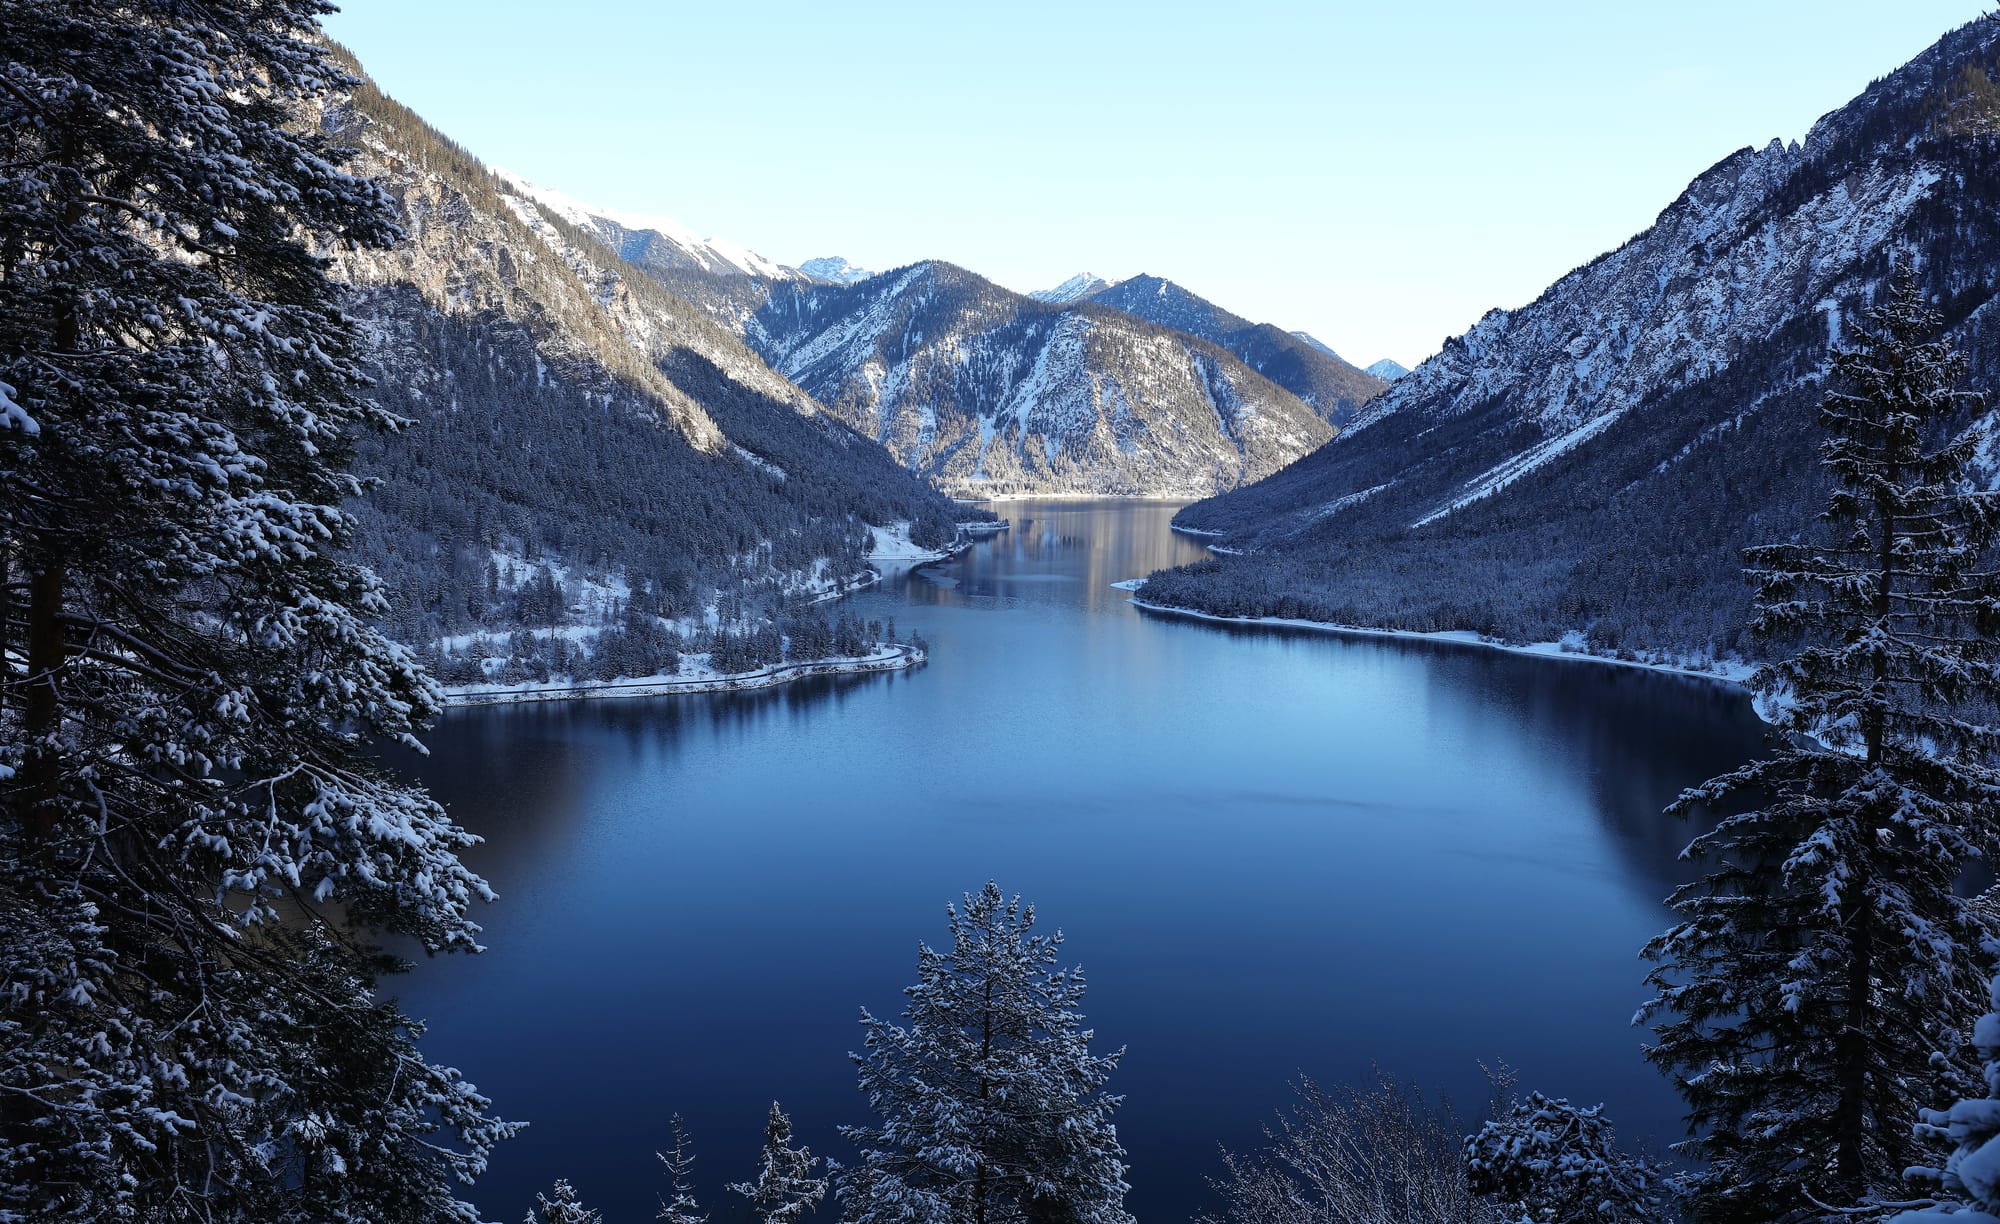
[746,262,1336,497]
[801,256,875,285]
[319,53,974,660]
[451,164,1380,499]
[482,170,807,332]
[1149,18,2000,661]
[1087,276,1386,424]
[1031,273,1115,304]
[494,169,798,282]
[1364,359,1409,381]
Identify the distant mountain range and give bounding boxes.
[493,198,1391,493]
[495,170,798,282]
[1364,359,1409,381]
[746,262,1337,496]
[1143,17,2000,663]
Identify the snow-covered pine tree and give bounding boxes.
[840,882,1134,1224]
[659,1113,709,1224]
[729,1101,828,1223]
[1464,1092,1663,1223]
[1639,271,2000,1221]
[527,1179,604,1224]
[0,3,514,1220]
[1896,972,2000,1216]
[1898,970,2000,1223]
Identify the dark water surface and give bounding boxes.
[398,499,1768,1222]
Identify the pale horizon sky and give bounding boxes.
[324,2,1992,369]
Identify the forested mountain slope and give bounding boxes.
[320,53,973,673]
[744,262,1337,496]
[1087,275,1386,424]
[1147,18,2000,663]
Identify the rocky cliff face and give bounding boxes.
[745,261,1337,497]
[1150,19,2000,660]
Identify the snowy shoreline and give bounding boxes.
[961,493,1196,504]
[440,644,926,708]
[866,519,1010,565]
[433,519,1003,709]
[1125,596,1755,692]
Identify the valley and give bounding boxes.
[10,7,2000,1224]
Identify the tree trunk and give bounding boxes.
[1833,857,1874,1193]
[23,111,82,842]
[977,971,993,1224]
[1835,472,1898,1193]
[22,563,66,839]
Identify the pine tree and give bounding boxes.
[1464,1092,1663,1223]
[1898,970,2000,1222]
[1639,272,2000,1221]
[729,1101,828,1223]
[0,3,514,1220]
[840,882,1134,1224]
[527,1179,603,1224]
[659,1113,709,1224]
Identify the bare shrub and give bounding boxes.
[1200,1071,1504,1224]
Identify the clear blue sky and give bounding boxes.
[324,1,1991,368]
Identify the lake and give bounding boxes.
[397,498,1769,1222]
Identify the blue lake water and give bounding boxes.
[396,499,1769,1222]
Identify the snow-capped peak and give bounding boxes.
[1365,358,1410,381]
[1030,273,1115,304]
[492,167,796,281]
[800,256,875,285]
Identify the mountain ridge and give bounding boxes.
[1142,17,2000,662]
[1086,275,1386,425]
[1031,272,1115,304]
[745,260,1339,497]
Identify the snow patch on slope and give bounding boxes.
[867,522,946,562]
[1412,409,1628,528]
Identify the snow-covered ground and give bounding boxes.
[441,644,923,707]
[867,519,1009,564]
[1126,597,1756,691]
[867,522,949,562]
[959,493,1195,504]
